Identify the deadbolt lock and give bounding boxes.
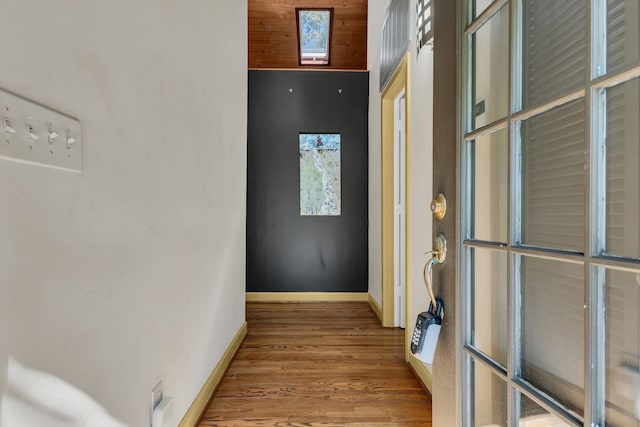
[430,193,447,220]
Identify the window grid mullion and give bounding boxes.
[507,5,522,427]
[465,0,510,36]
[508,2,522,426]
[586,0,607,425]
[584,0,596,423]
[460,1,474,426]
[592,62,640,89]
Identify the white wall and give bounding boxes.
[367,0,391,306]
[368,0,434,331]
[0,1,247,426]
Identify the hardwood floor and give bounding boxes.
[199,302,432,427]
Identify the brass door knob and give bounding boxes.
[433,233,447,264]
[430,193,447,220]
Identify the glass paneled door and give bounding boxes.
[460,0,640,426]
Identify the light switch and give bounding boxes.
[27,125,39,141]
[47,124,59,144]
[66,134,76,149]
[3,117,16,134]
[0,87,82,172]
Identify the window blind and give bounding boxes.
[522,0,586,108]
[521,257,585,415]
[607,0,626,71]
[521,100,586,252]
[605,83,626,256]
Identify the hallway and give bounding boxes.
[199,302,433,426]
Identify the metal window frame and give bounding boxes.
[417,0,434,52]
[458,0,640,425]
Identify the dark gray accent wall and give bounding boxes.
[247,70,369,293]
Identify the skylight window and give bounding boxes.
[296,8,333,66]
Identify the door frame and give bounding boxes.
[393,88,407,328]
[381,53,411,328]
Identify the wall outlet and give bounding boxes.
[150,381,163,424]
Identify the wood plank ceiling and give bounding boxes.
[248,0,368,70]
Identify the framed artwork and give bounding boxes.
[299,133,341,216]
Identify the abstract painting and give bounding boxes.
[299,133,341,216]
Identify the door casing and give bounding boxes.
[394,89,407,328]
[381,54,411,328]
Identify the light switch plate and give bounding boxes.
[0,87,82,173]
[150,381,163,425]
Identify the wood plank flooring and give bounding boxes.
[199,302,432,427]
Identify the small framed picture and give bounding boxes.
[299,133,341,216]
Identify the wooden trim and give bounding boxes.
[246,292,369,302]
[381,54,410,327]
[407,356,434,395]
[368,294,383,322]
[404,54,412,348]
[178,322,248,427]
[248,68,370,73]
